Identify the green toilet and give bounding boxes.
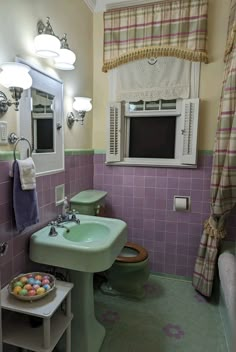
[70,190,150,299]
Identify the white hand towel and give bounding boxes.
[17,157,36,190]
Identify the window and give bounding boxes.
[106,59,200,168]
[106,98,199,167]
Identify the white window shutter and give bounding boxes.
[180,98,199,165]
[106,103,122,162]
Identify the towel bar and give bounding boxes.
[9,133,33,161]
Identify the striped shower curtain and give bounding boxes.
[192,0,236,297]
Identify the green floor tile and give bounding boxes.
[95,275,227,352]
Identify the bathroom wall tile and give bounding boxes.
[191,178,204,190]
[0,182,11,205]
[165,243,177,255]
[134,176,145,187]
[1,152,236,283]
[0,260,14,287]
[156,177,168,188]
[144,168,156,177]
[179,178,191,190]
[176,265,188,276]
[134,167,145,176]
[167,177,179,189]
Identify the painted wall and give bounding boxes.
[0,0,93,150]
[92,0,231,151]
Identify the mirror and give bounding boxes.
[31,88,54,153]
[17,58,64,176]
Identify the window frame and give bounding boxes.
[106,62,200,168]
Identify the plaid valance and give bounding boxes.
[103,0,208,72]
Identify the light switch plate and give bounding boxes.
[0,121,8,145]
[55,184,65,206]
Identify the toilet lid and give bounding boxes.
[116,242,148,263]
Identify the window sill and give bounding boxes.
[105,158,197,168]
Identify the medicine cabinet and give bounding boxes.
[17,58,64,175]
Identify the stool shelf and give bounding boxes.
[1,280,73,352]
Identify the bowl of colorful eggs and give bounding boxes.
[9,272,56,301]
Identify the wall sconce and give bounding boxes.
[34,17,76,70]
[67,97,92,127]
[0,63,32,113]
[34,17,61,58]
[54,34,76,70]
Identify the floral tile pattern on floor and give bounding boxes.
[95,275,227,352]
[162,323,185,339]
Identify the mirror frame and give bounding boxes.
[16,57,64,176]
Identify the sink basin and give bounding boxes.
[30,214,127,272]
[63,222,110,243]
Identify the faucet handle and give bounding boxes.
[48,221,56,226]
[49,226,58,236]
[57,215,63,223]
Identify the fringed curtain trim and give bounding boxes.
[103,46,207,73]
[103,0,208,72]
[203,216,226,239]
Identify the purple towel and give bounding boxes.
[13,160,39,232]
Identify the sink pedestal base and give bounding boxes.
[69,270,105,352]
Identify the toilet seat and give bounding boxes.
[116,242,148,263]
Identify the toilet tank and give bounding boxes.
[70,190,107,216]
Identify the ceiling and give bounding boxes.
[84,0,158,12]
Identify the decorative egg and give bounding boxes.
[24,284,32,291]
[37,287,46,295]
[20,276,28,284]
[14,281,23,288]
[35,275,43,281]
[33,284,40,290]
[27,278,35,285]
[27,273,33,278]
[34,280,42,286]
[43,284,51,291]
[28,289,36,296]
[13,286,22,295]
[42,279,50,286]
[42,275,50,280]
[19,289,28,296]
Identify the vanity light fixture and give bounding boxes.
[0,62,32,113]
[67,97,92,127]
[54,34,76,70]
[34,17,61,58]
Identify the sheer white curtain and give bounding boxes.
[108,57,195,102]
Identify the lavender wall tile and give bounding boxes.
[167,177,179,189]
[2,152,236,282]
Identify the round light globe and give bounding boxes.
[73,97,92,112]
[54,48,76,70]
[0,63,32,89]
[34,34,60,58]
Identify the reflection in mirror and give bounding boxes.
[31,88,55,153]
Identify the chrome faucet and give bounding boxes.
[56,210,80,225]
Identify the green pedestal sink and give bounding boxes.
[30,214,127,352]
